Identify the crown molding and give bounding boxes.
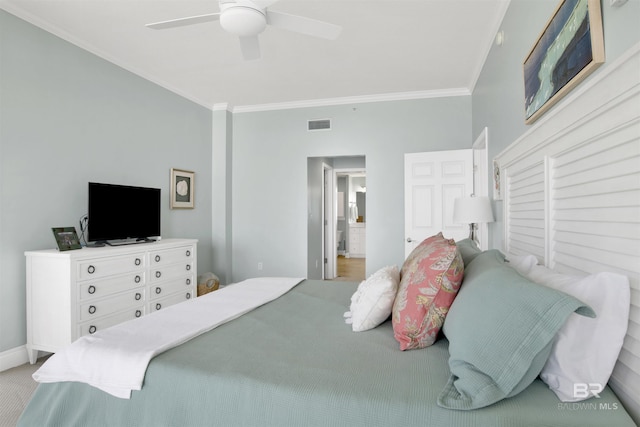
[468,0,511,93]
[212,103,233,112]
[231,88,470,113]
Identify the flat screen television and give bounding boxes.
[88,182,161,245]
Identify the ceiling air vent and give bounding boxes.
[308,119,331,131]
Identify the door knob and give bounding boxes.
[406,237,413,243]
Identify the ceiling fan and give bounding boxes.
[146,0,342,61]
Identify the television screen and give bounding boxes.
[88,182,161,244]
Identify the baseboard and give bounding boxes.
[0,345,29,372]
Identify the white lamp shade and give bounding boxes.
[453,196,495,224]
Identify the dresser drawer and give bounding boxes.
[79,307,145,337]
[150,290,194,312]
[77,253,146,280]
[150,262,194,283]
[149,275,195,301]
[150,246,194,266]
[79,272,145,301]
[79,289,145,322]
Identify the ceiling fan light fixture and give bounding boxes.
[145,0,342,61]
[220,7,267,37]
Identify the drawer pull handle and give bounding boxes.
[89,325,97,334]
[155,255,161,262]
[186,278,191,285]
[88,285,96,294]
[186,250,191,257]
[156,303,162,310]
[186,293,191,300]
[88,305,97,315]
[155,271,161,278]
[135,258,141,266]
[87,265,96,274]
[135,310,142,318]
[186,264,191,271]
[155,287,162,295]
[135,275,141,284]
[135,293,142,301]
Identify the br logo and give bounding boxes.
[573,383,603,399]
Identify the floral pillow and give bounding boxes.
[392,233,464,350]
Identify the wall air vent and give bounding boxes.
[308,119,331,131]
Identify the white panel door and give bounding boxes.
[323,164,335,279]
[404,150,473,257]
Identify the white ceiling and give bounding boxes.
[1,0,510,111]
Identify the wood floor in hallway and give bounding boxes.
[333,256,365,282]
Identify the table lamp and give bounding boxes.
[453,195,494,246]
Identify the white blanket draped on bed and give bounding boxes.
[32,277,304,399]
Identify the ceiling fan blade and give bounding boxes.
[239,36,261,60]
[146,13,221,30]
[266,10,341,40]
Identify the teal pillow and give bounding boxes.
[455,239,482,266]
[438,250,594,410]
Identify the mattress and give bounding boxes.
[18,279,636,427]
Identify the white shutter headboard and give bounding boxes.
[495,42,640,423]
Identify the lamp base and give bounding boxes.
[468,223,479,246]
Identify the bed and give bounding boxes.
[17,277,636,427]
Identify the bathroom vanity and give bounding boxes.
[348,223,366,258]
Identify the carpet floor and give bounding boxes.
[0,356,47,427]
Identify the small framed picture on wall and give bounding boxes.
[493,160,502,201]
[170,168,195,209]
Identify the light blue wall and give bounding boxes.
[472,0,640,250]
[230,97,472,282]
[0,10,213,353]
[211,110,233,285]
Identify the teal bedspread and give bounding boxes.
[18,280,635,427]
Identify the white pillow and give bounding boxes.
[345,266,399,332]
[505,254,539,276]
[522,264,630,402]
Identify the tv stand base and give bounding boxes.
[105,238,156,246]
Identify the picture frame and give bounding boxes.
[52,227,82,251]
[493,159,502,201]
[170,168,195,209]
[523,0,604,125]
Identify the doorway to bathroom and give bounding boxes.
[307,156,366,281]
[331,167,366,282]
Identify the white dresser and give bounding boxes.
[25,238,197,364]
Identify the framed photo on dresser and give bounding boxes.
[52,227,82,251]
